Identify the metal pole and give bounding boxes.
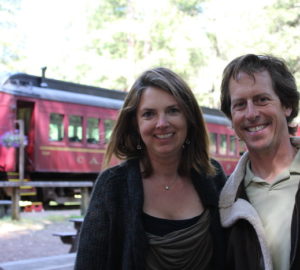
[11,120,25,220]
[17,120,25,186]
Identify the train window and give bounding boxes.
[87,117,100,144]
[104,119,116,143]
[68,115,83,142]
[49,113,64,141]
[229,135,236,155]
[239,140,246,155]
[209,133,217,154]
[219,134,227,155]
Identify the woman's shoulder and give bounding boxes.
[96,158,139,182]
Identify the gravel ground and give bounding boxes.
[0,209,81,263]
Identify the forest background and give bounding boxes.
[1,0,300,109]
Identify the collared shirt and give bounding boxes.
[244,150,300,270]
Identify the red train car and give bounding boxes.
[202,107,243,175]
[0,72,240,204]
[0,72,126,204]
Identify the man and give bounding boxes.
[218,54,300,270]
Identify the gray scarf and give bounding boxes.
[145,209,213,270]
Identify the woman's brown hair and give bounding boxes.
[105,67,215,176]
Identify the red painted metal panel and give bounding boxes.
[31,98,118,173]
[0,93,17,172]
[35,145,105,172]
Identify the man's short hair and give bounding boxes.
[220,54,299,135]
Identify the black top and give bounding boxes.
[75,158,227,270]
[142,212,202,236]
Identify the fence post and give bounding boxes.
[80,187,89,216]
[11,187,20,220]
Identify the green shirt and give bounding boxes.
[245,150,300,270]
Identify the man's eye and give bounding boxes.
[232,102,245,110]
[257,97,269,105]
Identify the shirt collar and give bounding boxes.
[244,149,300,188]
[290,149,300,174]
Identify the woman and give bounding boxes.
[75,67,227,270]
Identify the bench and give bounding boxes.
[0,181,93,220]
[0,253,76,270]
[0,200,12,218]
[53,232,77,253]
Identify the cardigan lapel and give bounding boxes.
[191,169,219,207]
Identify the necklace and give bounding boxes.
[164,174,179,191]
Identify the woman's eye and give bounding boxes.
[142,111,154,118]
[168,107,180,114]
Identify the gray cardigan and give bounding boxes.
[75,158,227,270]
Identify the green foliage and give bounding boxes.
[81,0,209,90]
[172,0,204,16]
[2,0,300,111]
[263,0,300,85]
[0,0,23,68]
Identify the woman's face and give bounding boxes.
[136,86,188,161]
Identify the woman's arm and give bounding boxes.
[74,169,111,270]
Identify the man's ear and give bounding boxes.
[284,106,292,117]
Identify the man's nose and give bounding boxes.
[246,102,259,121]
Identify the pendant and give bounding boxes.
[165,185,170,190]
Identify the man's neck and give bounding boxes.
[248,143,297,183]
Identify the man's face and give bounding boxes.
[229,70,291,154]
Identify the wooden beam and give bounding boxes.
[0,181,93,219]
[80,187,90,216]
[11,187,20,221]
[0,181,93,187]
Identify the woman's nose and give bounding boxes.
[156,114,169,128]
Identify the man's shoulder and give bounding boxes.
[219,152,249,207]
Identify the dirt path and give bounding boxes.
[0,209,81,263]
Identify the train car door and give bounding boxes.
[16,101,35,172]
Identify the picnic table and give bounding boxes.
[53,217,84,253]
[70,217,84,233]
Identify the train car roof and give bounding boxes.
[0,72,127,99]
[202,106,231,126]
[0,72,126,109]
[0,72,231,125]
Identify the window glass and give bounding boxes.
[229,135,236,155]
[104,119,116,143]
[239,140,246,155]
[49,113,64,141]
[209,132,217,154]
[87,117,100,144]
[68,115,83,142]
[219,134,227,155]
[17,107,32,135]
